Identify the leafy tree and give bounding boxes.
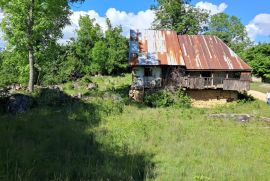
[0,50,28,87]
[103,18,128,74]
[36,43,70,85]
[205,13,252,54]
[152,0,209,34]
[91,41,108,75]
[0,0,84,92]
[74,15,103,74]
[73,17,128,75]
[243,43,270,80]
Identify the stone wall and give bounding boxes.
[187,89,238,101]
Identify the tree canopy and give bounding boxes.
[0,0,84,91]
[205,13,251,54]
[243,43,270,79]
[152,0,209,34]
[72,16,128,75]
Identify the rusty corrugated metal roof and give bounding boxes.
[129,29,185,66]
[178,35,252,71]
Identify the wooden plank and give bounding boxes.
[223,79,250,92]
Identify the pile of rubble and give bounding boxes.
[129,89,144,102]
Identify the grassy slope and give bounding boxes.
[101,102,270,181]
[1,75,270,180]
[251,82,270,93]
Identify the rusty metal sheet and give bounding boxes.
[129,30,185,66]
[178,35,252,71]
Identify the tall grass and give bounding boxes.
[101,103,270,180]
[0,74,270,180]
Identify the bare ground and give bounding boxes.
[248,90,267,102]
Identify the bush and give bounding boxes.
[35,88,70,106]
[174,89,192,108]
[64,82,74,91]
[80,75,93,85]
[238,92,255,103]
[144,89,191,108]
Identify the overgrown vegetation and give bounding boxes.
[144,89,191,108]
[1,75,270,180]
[0,13,128,89]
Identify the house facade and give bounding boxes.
[129,29,252,101]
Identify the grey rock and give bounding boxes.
[87,83,97,90]
[6,94,33,114]
[73,82,80,90]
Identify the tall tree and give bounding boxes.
[74,15,103,75]
[205,13,252,54]
[0,0,84,92]
[243,43,270,80]
[103,18,128,74]
[152,0,209,34]
[74,17,128,75]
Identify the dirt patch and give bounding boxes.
[191,99,227,108]
[248,90,266,102]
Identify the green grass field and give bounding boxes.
[0,75,270,181]
[251,82,270,93]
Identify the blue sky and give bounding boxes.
[70,0,270,43]
[71,0,156,15]
[1,0,270,47]
[73,0,270,25]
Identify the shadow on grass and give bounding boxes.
[0,88,154,181]
[238,92,256,102]
[83,84,148,110]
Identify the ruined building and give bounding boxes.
[129,30,252,102]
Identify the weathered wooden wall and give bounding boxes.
[223,79,250,92]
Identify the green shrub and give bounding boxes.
[144,89,191,108]
[98,92,125,116]
[174,89,192,108]
[238,92,255,103]
[64,82,74,91]
[35,88,70,106]
[144,90,173,107]
[80,75,93,85]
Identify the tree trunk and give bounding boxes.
[28,0,34,92]
[28,47,34,92]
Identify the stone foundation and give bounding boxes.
[187,89,239,108]
[129,89,144,102]
[187,89,238,101]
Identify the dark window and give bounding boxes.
[144,68,152,77]
[201,71,211,77]
[233,72,241,79]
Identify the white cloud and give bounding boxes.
[246,14,270,41]
[0,8,155,45]
[105,8,155,36]
[60,10,107,44]
[195,1,228,15]
[60,8,155,44]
